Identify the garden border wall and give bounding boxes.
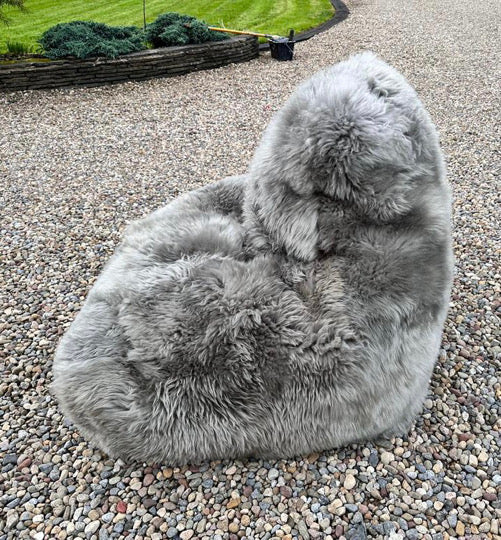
[0,36,259,92]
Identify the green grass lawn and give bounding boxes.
[0,0,334,53]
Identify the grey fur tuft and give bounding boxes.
[52,52,453,464]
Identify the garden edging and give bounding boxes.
[0,36,258,92]
[258,0,349,50]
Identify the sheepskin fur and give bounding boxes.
[52,52,453,464]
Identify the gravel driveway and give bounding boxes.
[1,0,499,539]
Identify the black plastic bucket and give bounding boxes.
[269,37,295,61]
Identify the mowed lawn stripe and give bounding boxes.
[1,0,334,52]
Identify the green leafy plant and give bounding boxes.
[145,12,228,48]
[5,39,33,54]
[39,20,145,59]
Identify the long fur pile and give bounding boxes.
[52,52,453,464]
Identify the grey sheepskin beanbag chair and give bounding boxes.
[53,52,453,464]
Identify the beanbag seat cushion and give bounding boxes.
[53,52,453,464]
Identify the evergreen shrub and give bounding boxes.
[145,13,229,48]
[39,21,145,60]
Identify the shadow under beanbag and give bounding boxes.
[52,52,453,464]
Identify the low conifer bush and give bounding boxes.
[145,13,229,48]
[39,21,145,60]
[38,14,230,60]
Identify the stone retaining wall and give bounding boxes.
[0,36,258,92]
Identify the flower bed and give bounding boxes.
[0,36,258,92]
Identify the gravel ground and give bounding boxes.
[1,0,500,538]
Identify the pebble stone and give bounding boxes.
[344,473,357,490]
[1,0,500,539]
